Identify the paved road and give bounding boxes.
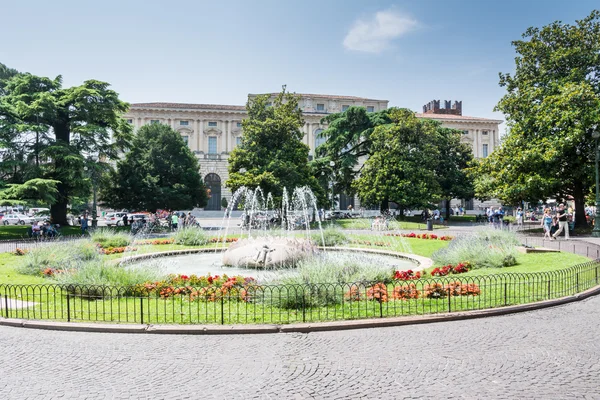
[1,296,599,399]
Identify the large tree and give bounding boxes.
[354,109,443,213]
[226,89,324,205]
[472,10,600,227]
[0,71,132,224]
[101,123,207,211]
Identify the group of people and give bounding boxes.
[485,206,506,229]
[541,203,570,240]
[30,220,60,238]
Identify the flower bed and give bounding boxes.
[100,246,138,255]
[208,237,239,243]
[385,233,453,241]
[431,262,470,277]
[351,240,391,247]
[134,238,175,246]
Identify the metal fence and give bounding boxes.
[1,260,598,325]
[0,236,84,254]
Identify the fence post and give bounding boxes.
[302,288,306,323]
[379,297,383,318]
[547,280,551,299]
[576,272,580,293]
[140,297,144,325]
[447,288,452,313]
[596,264,599,285]
[66,293,71,322]
[504,283,508,306]
[221,295,224,325]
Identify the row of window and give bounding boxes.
[179,136,243,154]
[128,119,243,128]
[462,130,490,135]
[315,104,374,113]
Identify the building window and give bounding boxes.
[342,105,349,112]
[182,136,189,146]
[150,120,160,124]
[316,103,325,111]
[366,106,375,113]
[237,122,242,128]
[236,137,242,146]
[482,130,489,135]
[208,136,217,154]
[126,119,133,124]
[482,144,489,158]
[208,121,217,127]
[180,121,189,126]
[462,130,469,135]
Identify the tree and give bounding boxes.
[226,88,324,205]
[470,11,600,227]
[353,109,443,213]
[101,123,207,212]
[315,107,392,197]
[432,126,475,219]
[0,71,132,224]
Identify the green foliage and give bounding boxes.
[472,10,600,227]
[173,226,208,246]
[221,197,228,209]
[274,252,395,308]
[0,178,60,205]
[101,123,207,211]
[226,88,325,206]
[432,229,520,269]
[90,228,131,248]
[0,71,133,224]
[52,260,163,288]
[18,241,100,275]
[312,228,348,247]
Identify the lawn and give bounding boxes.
[330,218,448,231]
[0,225,131,240]
[0,232,596,325]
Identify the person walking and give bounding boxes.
[541,208,553,240]
[552,203,570,240]
[171,213,179,230]
[516,207,524,229]
[81,213,89,235]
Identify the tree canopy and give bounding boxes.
[0,69,132,223]
[470,10,600,227]
[226,89,324,205]
[101,123,207,212]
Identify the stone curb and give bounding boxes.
[1,284,598,335]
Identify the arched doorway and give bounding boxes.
[204,173,222,210]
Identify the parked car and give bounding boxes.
[324,211,352,220]
[127,213,149,223]
[104,212,128,226]
[31,212,50,223]
[28,207,50,217]
[2,214,34,225]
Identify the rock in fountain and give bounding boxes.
[222,237,317,268]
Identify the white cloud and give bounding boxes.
[343,10,418,54]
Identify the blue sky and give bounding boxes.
[1,0,597,131]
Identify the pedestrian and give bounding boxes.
[516,207,524,228]
[171,213,179,230]
[122,214,128,226]
[81,213,89,235]
[540,208,553,240]
[552,203,569,240]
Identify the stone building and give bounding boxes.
[124,95,501,211]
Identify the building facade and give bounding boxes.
[124,95,502,211]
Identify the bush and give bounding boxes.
[273,252,396,308]
[431,229,519,269]
[173,226,207,246]
[18,241,100,275]
[52,260,164,297]
[311,228,348,247]
[90,229,131,248]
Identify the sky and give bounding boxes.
[1,0,598,133]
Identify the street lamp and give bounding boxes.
[329,160,335,211]
[592,129,600,237]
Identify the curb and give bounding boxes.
[1,285,599,335]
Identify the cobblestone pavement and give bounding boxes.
[1,296,600,399]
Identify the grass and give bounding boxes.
[0,225,131,240]
[0,232,596,325]
[328,218,448,231]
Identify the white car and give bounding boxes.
[104,212,128,226]
[2,214,34,225]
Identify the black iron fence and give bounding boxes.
[0,236,84,254]
[1,260,599,325]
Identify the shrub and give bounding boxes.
[18,241,100,275]
[311,228,348,247]
[173,226,207,246]
[431,229,519,269]
[91,229,131,248]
